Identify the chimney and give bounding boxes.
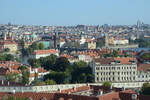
[122,87,125,91]
[35,68,38,73]
[132,94,137,100]
[21,89,24,93]
[73,86,76,91]
[8,81,10,86]
[58,88,61,93]
[1,80,3,85]
[110,85,113,90]
[12,90,15,94]
[98,89,103,95]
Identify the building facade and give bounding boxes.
[30,49,59,59]
[91,57,137,82]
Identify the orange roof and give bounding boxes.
[95,57,137,64]
[33,49,58,55]
[137,64,150,73]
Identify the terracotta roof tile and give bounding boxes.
[33,49,58,55]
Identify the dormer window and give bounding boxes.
[115,60,120,64]
[129,60,136,64]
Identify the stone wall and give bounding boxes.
[0,82,149,92]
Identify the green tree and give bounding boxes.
[97,40,104,48]
[28,58,40,68]
[44,70,70,84]
[21,70,30,85]
[30,42,39,50]
[2,96,28,100]
[4,48,10,52]
[39,43,45,50]
[103,81,112,87]
[141,82,150,95]
[39,54,57,70]
[71,61,94,83]
[72,42,80,48]
[54,57,71,72]
[18,65,27,71]
[33,72,39,85]
[6,72,19,82]
[112,50,118,57]
[141,53,150,60]
[45,79,56,85]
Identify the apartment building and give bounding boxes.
[91,57,137,82]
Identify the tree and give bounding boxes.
[97,40,104,48]
[39,54,57,70]
[54,57,71,72]
[4,48,10,52]
[33,72,39,85]
[2,96,28,100]
[112,50,118,57]
[18,65,27,71]
[71,61,94,83]
[28,58,40,68]
[6,72,19,82]
[103,81,112,87]
[141,53,150,60]
[72,42,80,48]
[45,79,56,85]
[141,82,150,95]
[39,43,45,50]
[4,54,15,61]
[30,42,39,50]
[44,71,69,84]
[21,70,30,85]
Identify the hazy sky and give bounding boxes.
[0,0,149,25]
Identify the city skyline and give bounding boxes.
[0,0,149,25]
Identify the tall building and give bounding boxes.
[53,32,60,49]
[137,20,142,28]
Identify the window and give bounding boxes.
[113,72,115,75]
[97,77,99,81]
[109,77,111,81]
[113,77,115,81]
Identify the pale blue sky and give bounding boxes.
[0,0,149,25]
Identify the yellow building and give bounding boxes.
[85,41,96,49]
[0,41,18,52]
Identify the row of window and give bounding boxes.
[96,71,136,76]
[96,66,136,70]
[96,76,136,81]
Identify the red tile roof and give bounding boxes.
[33,49,58,55]
[137,64,150,73]
[94,57,137,64]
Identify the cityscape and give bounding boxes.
[0,0,150,100]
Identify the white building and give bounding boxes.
[28,67,49,83]
[90,57,137,82]
[30,49,59,59]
